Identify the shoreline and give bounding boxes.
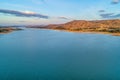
[30,27,120,36]
[65,30,120,36]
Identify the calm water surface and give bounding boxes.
[0,29,120,80]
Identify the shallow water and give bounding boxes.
[0,29,120,80]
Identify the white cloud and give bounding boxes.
[112,0,119,4]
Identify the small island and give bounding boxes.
[0,27,23,34]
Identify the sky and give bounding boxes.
[0,0,120,25]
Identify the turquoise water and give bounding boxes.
[0,29,120,80]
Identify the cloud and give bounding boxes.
[19,21,26,22]
[0,9,49,19]
[58,17,69,19]
[0,9,68,20]
[111,13,120,18]
[100,13,120,19]
[98,10,105,13]
[111,0,119,4]
[99,13,114,18]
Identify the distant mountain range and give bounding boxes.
[1,19,120,35]
[30,19,119,34]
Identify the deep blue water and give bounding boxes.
[0,29,120,80]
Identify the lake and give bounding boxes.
[0,29,120,80]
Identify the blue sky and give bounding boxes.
[0,0,120,25]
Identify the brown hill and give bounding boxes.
[44,19,120,33]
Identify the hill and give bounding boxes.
[43,19,120,33]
